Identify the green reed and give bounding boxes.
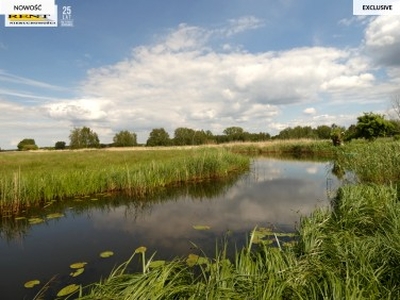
[222,139,335,158]
[334,140,400,184]
[0,148,249,215]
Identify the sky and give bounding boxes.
[1,0,400,149]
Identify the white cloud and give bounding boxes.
[224,16,265,36]
[303,107,316,115]
[364,16,400,66]
[40,20,396,143]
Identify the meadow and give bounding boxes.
[68,139,400,299]
[0,147,249,215]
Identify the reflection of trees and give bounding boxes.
[0,172,244,242]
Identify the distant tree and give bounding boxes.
[113,130,137,147]
[343,124,357,141]
[55,141,66,150]
[389,93,400,120]
[223,126,245,142]
[146,128,171,146]
[69,126,100,149]
[174,127,196,145]
[354,112,394,141]
[276,126,317,139]
[315,125,332,139]
[17,138,38,151]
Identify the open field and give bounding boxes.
[0,147,249,215]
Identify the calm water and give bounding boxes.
[0,158,340,299]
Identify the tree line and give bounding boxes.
[13,112,400,150]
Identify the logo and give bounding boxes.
[5,5,58,27]
[60,5,73,27]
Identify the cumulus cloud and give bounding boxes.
[364,16,400,66]
[45,98,109,122]
[43,20,380,142]
[303,107,316,115]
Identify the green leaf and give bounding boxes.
[192,225,211,230]
[134,246,147,254]
[100,251,114,258]
[24,280,40,288]
[149,260,166,269]
[56,284,80,297]
[186,254,209,267]
[70,262,87,269]
[70,268,84,277]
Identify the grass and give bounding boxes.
[220,139,335,158]
[0,147,249,215]
[334,139,400,184]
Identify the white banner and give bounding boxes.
[1,0,55,15]
[354,0,400,15]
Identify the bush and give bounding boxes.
[17,138,38,151]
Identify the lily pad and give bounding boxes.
[28,218,44,225]
[192,225,211,230]
[134,246,147,254]
[70,262,87,269]
[46,213,64,220]
[100,251,114,258]
[24,279,40,288]
[15,217,26,221]
[57,284,80,297]
[70,268,85,277]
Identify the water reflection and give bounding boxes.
[0,158,340,300]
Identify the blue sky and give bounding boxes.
[1,0,400,148]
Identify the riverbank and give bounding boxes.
[0,148,249,215]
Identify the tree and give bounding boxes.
[55,141,66,150]
[113,130,137,147]
[146,128,171,146]
[389,93,400,120]
[354,112,394,141]
[223,126,245,142]
[174,127,196,145]
[315,125,332,139]
[69,126,100,149]
[17,138,38,151]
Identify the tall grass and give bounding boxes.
[0,148,249,215]
[334,140,400,184]
[221,139,335,158]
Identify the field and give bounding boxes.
[0,147,249,215]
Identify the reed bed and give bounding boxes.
[221,139,335,157]
[0,148,249,215]
[334,140,400,184]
